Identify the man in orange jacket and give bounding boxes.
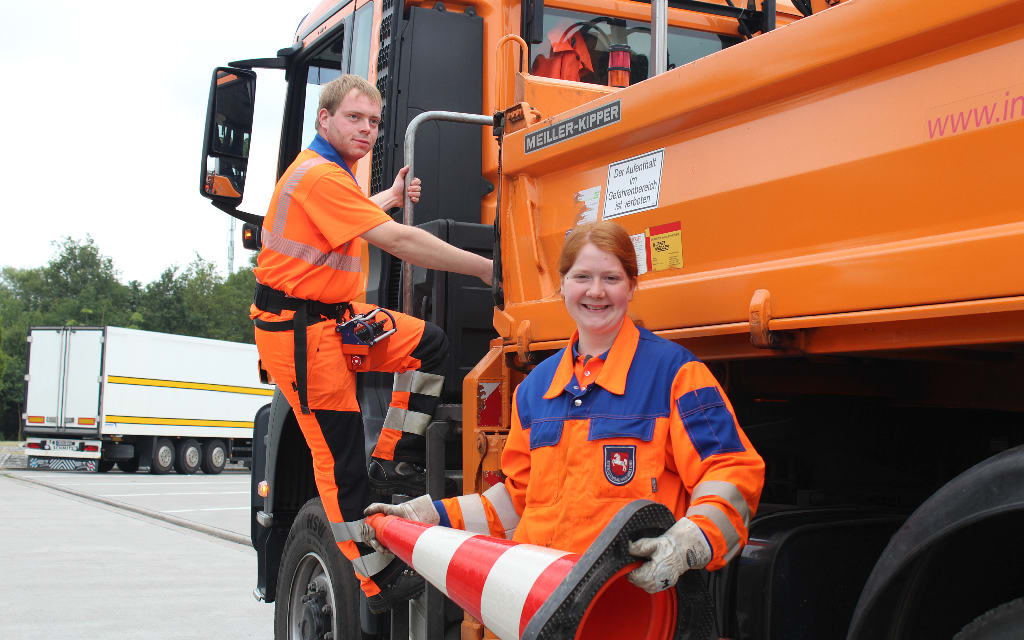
[251,74,492,612]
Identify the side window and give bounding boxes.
[530,8,741,87]
[351,2,375,80]
[301,30,346,146]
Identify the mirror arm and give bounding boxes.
[228,57,286,70]
[211,201,264,227]
[230,45,300,71]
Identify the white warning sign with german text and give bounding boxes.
[604,149,664,219]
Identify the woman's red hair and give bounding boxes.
[558,221,638,280]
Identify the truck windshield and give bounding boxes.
[530,7,741,86]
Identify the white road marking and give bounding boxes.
[162,507,249,513]
[101,491,250,497]
[58,481,248,487]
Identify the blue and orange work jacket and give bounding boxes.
[435,317,765,570]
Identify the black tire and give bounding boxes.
[274,498,360,640]
[116,457,139,473]
[150,437,175,474]
[955,598,1024,639]
[97,459,115,473]
[174,439,202,474]
[201,439,227,475]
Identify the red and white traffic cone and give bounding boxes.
[365,500,717,640]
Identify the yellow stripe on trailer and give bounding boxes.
[107,375,274,396]
[105,415,255,428]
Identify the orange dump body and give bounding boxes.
[494,0,1024,358]
[464,0,1024,489]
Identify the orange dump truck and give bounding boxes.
[199,0,1024,638]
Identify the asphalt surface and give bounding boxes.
[0,449,274,639]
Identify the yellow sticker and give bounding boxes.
[645,222,683,271]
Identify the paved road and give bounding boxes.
[0,465,274,639]
[4,466,254,539]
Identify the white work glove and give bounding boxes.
[361,494,440,553]
[627,517,712,594]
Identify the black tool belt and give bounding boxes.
[252,283,353,415]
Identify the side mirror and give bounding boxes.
[200,67,257,206]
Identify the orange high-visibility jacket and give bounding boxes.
[436,318,765,570]
[253,134,391,306]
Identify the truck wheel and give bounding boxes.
[274,498,360,640]
[150,438,175,474]
[174,439,202,474]
[116,457,140,473]
[955,598,1024,639]
[97,460,115,473]
[201,439,227,475]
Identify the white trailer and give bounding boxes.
[23,326,273,474]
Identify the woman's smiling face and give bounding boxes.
[560,241,636,346]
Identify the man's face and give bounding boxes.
[318,89,381,165]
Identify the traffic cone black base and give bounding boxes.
[520,500,718,640]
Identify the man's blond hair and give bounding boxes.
[317,75,382,127]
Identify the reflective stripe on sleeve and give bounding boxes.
[690,480,751,527]
[331,519,366,543]
[351,550,393,577]
[456,494,490,535]
[686,502,741,562]
[261,229,361,273]
[483,482,521,538]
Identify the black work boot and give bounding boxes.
[368,458,426,499]
[367,559,424,614]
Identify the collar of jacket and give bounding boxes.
[543,317,639,399]
[308,133,357,183]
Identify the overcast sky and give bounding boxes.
[0,1,306,284]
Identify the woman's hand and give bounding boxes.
[627,517,711,593]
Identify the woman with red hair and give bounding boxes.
[366,221,764,593]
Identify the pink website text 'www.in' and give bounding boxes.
[927,91,1024,139]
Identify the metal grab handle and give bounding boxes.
[401,111,495,317]
[651,0,668,77]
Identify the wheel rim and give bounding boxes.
[157,445,173,468]
[211,446,226,468]
[185,446,200,468]
[288,552,336,640]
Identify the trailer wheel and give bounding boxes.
[275,498,359,640]
[201,439,227,475]
[955,598,1024,639]
[174,439,202,474]
[97,460,115,473]
[150,437,175,474]
[116,457,139,473]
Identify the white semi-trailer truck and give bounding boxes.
[23,326,273,474]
